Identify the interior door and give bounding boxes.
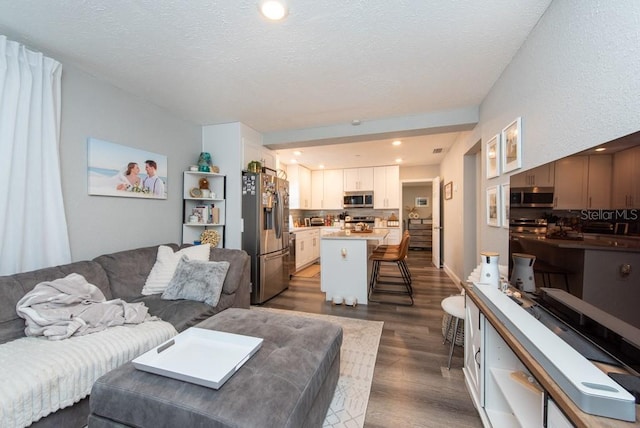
[432,176,442,268]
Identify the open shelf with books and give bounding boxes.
[182,171,225,247]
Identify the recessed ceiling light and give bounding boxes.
[259,0,288,21]
[293,150,302,156]
[319,164,325,169]
[594,147,606,152]
[290,159,297,164]
[392,140,402,146]
[395,158,402,163]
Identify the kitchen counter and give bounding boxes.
[291,225,399,232]
[512,233,640,252]
[319,229,389,305]
[321,229,389,240]
[511,233,640,328]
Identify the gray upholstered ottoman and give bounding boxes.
[88,308,343,428]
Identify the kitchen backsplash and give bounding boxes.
[290,208,399,224]
[510,207,640,236]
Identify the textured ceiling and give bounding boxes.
[0,0,552,168]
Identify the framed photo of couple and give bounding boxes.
[87,138,168,199]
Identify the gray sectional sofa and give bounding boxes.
[0,243,250,428]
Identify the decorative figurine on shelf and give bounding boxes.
[198,152,213,172]
[198,177,211,198]
[406,206,420,219]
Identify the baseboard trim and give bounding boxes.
[443,263,462,291]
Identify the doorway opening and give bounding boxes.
[401,178,437,264]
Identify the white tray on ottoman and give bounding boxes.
[132,328,263,389]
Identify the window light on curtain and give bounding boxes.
[0,35,71,275]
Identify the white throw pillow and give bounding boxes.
[141,244,211,295]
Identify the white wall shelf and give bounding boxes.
[182,171,226,247]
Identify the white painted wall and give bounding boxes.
[60,64,201,261]
[441,1,640,281]
[202,122,263,249]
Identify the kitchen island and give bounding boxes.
[320,229,389,305]
[511,233,640,328]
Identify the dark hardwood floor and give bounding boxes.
[261,250,483,427]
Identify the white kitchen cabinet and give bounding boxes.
[288,164,311,209]
[311,170,323,209]
[311,169,344,209]
[373,165,400,209]
[294,229,320,270]
[587,154,612,209]
[554,156,588,209]
[311,229,320,260]
[612,145,640,209]
[510,163,555,187]
[344,167,374,191]
[555,155,613,209]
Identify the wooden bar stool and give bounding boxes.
[368,233,413,306]
[441,295,465,370]
[371,230,412,283]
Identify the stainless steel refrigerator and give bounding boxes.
[242,171,290,304]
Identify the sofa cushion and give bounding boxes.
[93,244,180,299]
[130,294,231,332]
[142,244,211,295]
[207,247,250,295]
[0,261,111,345]
[161,256,229,306]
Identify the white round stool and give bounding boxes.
[441,295,465,370]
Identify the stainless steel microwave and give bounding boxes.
[343,191,373,208]
[510,187,554,208]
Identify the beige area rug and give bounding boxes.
[294,263,321,278]
[251,307,383,428]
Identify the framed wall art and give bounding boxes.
[415,196,429,207]
[501,183,510,229]
[501,117,522,173]
[88,138,168,199]
[486,134,500,179]
[486,185,500,227]
[444,181,453,200]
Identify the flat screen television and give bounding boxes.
[508,129,640,375]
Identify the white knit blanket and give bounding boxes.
[0,320,177,428]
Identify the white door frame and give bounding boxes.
[400,177,441,269]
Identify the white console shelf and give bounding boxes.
[463,281,639,428]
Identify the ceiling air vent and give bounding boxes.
[432,148,443,154]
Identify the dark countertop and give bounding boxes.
[512,233,640,253]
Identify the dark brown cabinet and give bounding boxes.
[407,219,432,249]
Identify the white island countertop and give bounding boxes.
[321,229,389,240]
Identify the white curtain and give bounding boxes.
[0,35,71,275]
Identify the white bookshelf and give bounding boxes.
[182,171,225,247]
